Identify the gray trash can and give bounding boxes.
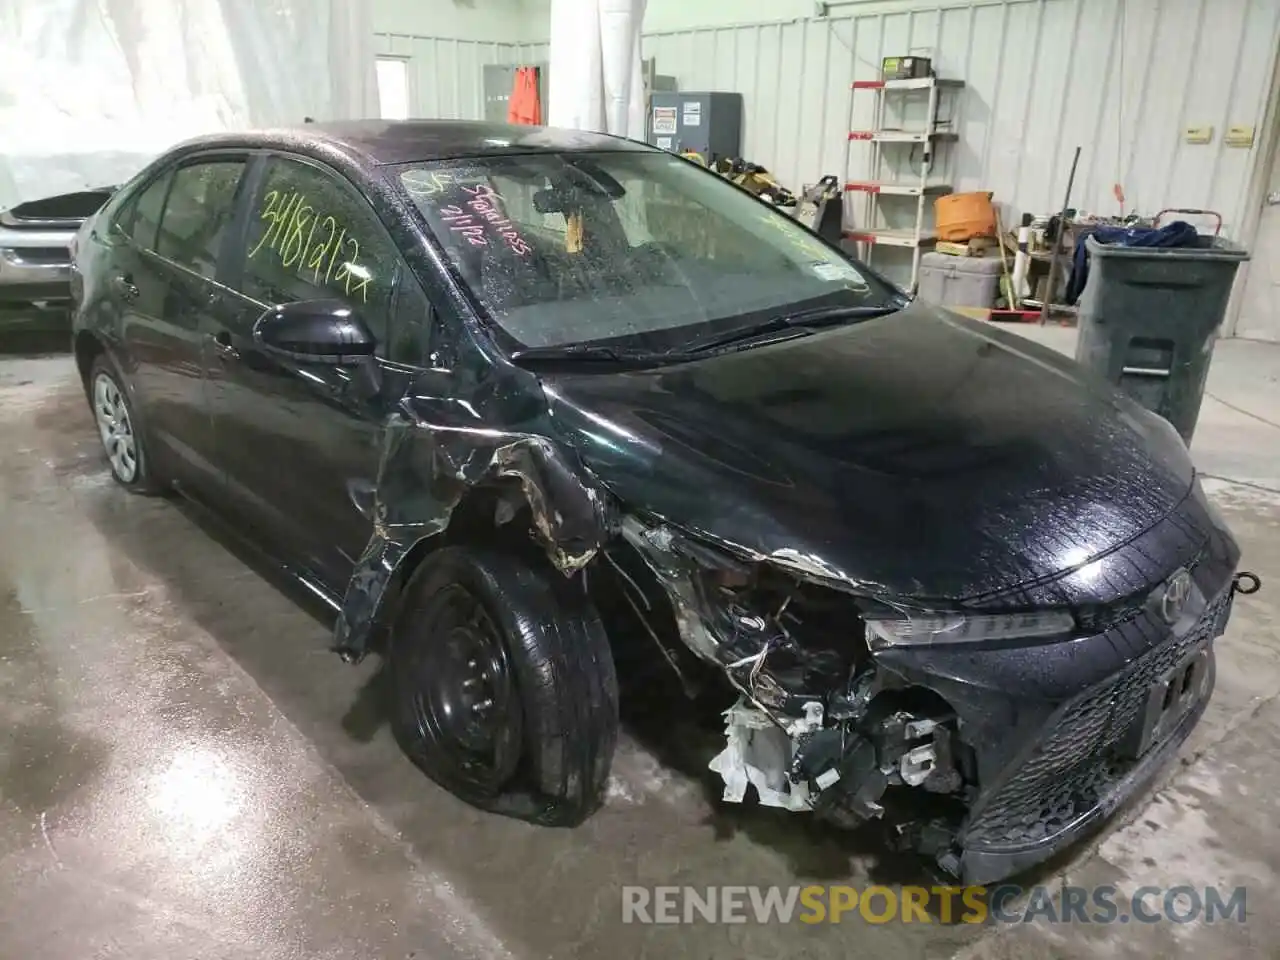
[1074,233,1249,443]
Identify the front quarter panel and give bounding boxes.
[330,349,613,661]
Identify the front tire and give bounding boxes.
[390,545,619,826]
[88,355,162,494]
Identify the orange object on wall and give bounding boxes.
[935,191,996,241]
[507,67,542,125]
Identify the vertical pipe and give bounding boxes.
[598,0,647,138]
[1012,213,1033,300]
[1040,145,1082,324]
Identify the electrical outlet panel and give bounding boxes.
[1225,125,1256,148]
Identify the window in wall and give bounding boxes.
[376,58,410,120]
[154,160,246,278]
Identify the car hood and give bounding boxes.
[538,304,1195,603]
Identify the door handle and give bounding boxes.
[211,330,240,362]
[111,274,139,301]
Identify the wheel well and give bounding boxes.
[370,480,548,647]
[74,331,104,388]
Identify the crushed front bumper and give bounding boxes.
[957,593,1225,883]
[860,478,1242,884]
[961,660,1212,884]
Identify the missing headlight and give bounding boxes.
[615,516,971,867]
[619,515,871,711]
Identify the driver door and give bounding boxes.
[209,153,431,591]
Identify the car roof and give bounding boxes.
[177,120,655,168]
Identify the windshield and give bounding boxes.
[393,151,900,354]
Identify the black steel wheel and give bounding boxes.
[390,545,619,825]
[406,583,522,793]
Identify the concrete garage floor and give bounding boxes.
[0,326,1278,960]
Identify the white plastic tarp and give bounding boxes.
[548,0,647,140]
[0,0,378,210]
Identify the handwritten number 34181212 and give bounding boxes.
[249,189,371,303]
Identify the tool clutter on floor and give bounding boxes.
[917,193,1094,322]
[709,158,797,207]
[790,177,843,245]
[916,190,1003,312]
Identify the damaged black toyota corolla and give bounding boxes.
[71,121,1258,883]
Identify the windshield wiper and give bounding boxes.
[510,343,684,365]
[509,301,905,365]
[679,303,903,354]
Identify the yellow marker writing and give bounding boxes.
[248,190,281,259]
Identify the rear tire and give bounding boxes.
[88,355,163,494]
[390,545,619,825]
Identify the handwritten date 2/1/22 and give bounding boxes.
[248,189,372,303]
[436,183,532,256]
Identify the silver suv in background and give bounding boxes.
[1,188,114,309]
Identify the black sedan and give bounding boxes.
[71,120,1246,883]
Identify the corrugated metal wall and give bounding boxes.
[374,34,550,119]
[379,0,1279,241]
[643,0,1280,239]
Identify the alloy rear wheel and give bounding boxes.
[87,355,163,494]
[93,371,138,484]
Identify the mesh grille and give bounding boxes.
[964,592,1228,849]
[9,247,69,264]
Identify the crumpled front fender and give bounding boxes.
[332,390,612,661]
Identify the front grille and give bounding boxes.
[6,247,69,264]
[964,592,1229,849]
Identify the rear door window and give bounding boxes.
[236,156,400,349]
[129,171,171,249]
[122,172,172,249]
[154,160,246,278]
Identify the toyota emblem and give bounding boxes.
[1160,569,1193,624]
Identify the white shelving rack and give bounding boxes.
[841,75,964,291]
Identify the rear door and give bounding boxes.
[122,156,249,492]
[97,168,170,398]
[210,153,433,590]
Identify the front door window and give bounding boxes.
[239,158,401,351]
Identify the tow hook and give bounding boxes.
[1232,572,1261,595]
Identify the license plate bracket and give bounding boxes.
[1120,644,1213,760]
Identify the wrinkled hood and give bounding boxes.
[540,304,1195,602]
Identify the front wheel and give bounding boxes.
[390,545,619,826]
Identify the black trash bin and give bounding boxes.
[1074,232,1249,443]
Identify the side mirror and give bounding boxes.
[253,299,376,364]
